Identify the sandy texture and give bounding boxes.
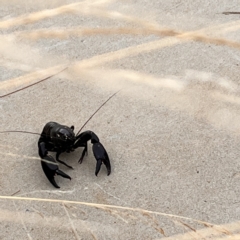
[0,0,240,239]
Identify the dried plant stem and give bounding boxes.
[0,66,67,98]
[2,19,239,95]
[0,194,230,236]
[0,64,66,91]
[0,0,112,29]
[18,27,240,51]
[0,152,58,165]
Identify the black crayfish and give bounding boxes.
[1,74,119,188]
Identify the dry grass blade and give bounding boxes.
[80,68,185,92]
[1,208,238,240]
[19,26,240,50]
[0,196,237,238]
[0,0,159,30]
[0,195,228,229]
[171,219,204,240]
[100,207,129,223]
[12,201,33,240]
[0,0,112,29]
[222,12,240,15]
[2,19,239,96]
[71,23,240,70]
[142,212,166,236]
[0,66,67,98]
[11,190,20,196]
[62,203,81,240]
[178,220,197,232]
[0,64,66,93]
[160,221,240,240]
[0,3,80,29]
[203,222,232,236]
[0,152,58,165]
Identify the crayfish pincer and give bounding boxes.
[74,130,111,176]
[41,155,71,189]
[38,122,111,188]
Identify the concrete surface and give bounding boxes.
[0,0,240,239]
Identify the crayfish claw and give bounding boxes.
[78,157,83,164]
[95,160,102,176]
[50,178,60,188]
[104,160,111,176]
[41,155,71,188]
[92,142,111,176]
[56,169,71,180]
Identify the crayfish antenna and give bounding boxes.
[74,90,121,175]
[76,90,121,135]
[49,177,60,189]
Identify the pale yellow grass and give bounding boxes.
[0,0,113,29]
[0,195,236,239]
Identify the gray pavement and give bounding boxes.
[0,1,240,239]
